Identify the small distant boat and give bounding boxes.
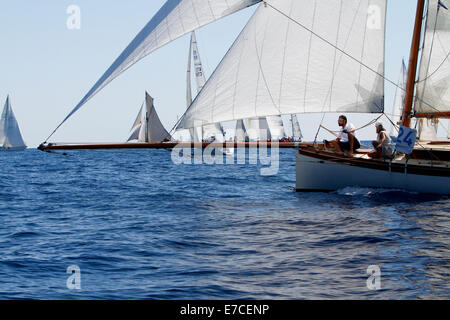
[0,96,26,151]
[127,91,171,143]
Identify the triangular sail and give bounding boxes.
[177,0,386,130]
[127,103,144,142]
[144,92,171,142]
[51,0,262,137]
[291,114,302,141]
[191,31,207,93]
[415,0,450,115]
[389,59,407,137]
[0,96,26,150]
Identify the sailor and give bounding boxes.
[368,122,393,159]
[327,115,360,156]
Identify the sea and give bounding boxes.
[0,147,448,300]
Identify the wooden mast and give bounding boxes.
[402,0,426,128]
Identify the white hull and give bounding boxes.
[296,151,450,195]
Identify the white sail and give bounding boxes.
[191,31,207,93]
[235,119,248,142]
[53,0,262,135]
[127,124,142,142]
[291,114,302,141]
[415,0,450,115]
[0,96,26,150]
[177,0,386,130]
[389,59,407,137]
[186,32,193,109]
[266,115,285,141]
[186,31,209,142]
[127,92,171,142]
[245,117,271,141]
[418,118,438,141]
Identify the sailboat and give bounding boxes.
[39,0,449,194]
[127,92,171,143]
[294,0,450,194]
[186,31,225,143]
[0,96,27,151]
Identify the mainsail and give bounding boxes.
[0,96,27,150]
[177,0,386,130]
[186,31,224,142]
[50,0,261,138]
[127,92,171,142]
[415,0,450,116]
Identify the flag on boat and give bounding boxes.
[438,0,448,10]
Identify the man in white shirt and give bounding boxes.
[327,115,360,156]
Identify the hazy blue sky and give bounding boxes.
[1,0,446,147]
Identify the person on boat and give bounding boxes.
[326,115,360,155]
[368,122,393,159]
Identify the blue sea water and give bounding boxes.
[0,148,448,300]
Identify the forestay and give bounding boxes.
[177,0,386,130]
[415,0,450,115]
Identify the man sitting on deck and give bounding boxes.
[326,115,360,156]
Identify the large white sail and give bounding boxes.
[389,59,407,137]
[52,0,261,136]
[415,0,450,115]
[177,0,386,130]
[0,96,26,150]
[127,92,171,142]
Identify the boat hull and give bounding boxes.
[296,148,450,194]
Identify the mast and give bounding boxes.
[402,0,426,128]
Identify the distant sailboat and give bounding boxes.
[0,96,26,151]
[186,31,224,143]
[291,114,302,142]
[127,92,171,142]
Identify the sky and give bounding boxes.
[0,0,448,147]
